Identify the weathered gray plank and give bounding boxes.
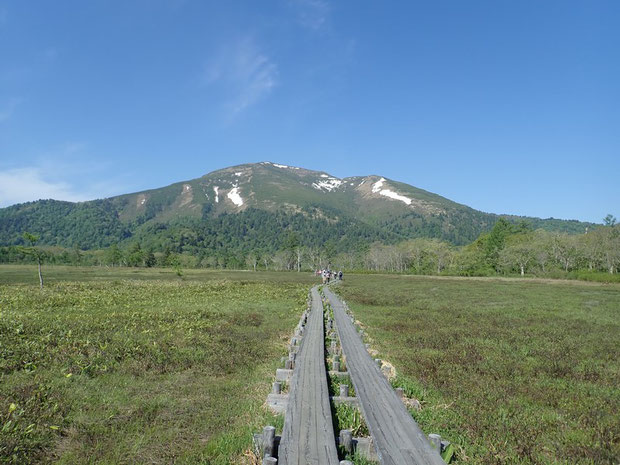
[279,287,340,465]
[323,286,445,465]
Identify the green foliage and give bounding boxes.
[457,218,527,274]
[0,163,597,259]
[390,375,428,403]
[340,451,377,465]
[328,375,355,397]
[603,214,616,227]
[3,221,619,283]
[339,275,620,463]
[441,443,456,463]
[333,403,369,437]
[379,208,497,246]
[572,270,620,283]
[484,218,515,267]
[453,222,620,279]
[0,163,610,280]
[0,269,311,464]
[22,232,39,246]
[16,234,45,262]
[16,233,46,288]
[0,199,130,248]
[284,231,301,250]
[144,250,156,267]
[126,242,145,267]
[502,215,591,234]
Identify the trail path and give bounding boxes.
[278,286,340,465]
[323,286,445,465]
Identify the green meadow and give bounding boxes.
[1,266,313,464]
[337,274,620,464]
[1,266,618,464]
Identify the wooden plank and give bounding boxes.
[278,287,340,465]
[323,286,445,465]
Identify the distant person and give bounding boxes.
[339,270,343,280]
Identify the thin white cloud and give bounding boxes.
[0,166,131,207]
[0,97,22,122]
[0,167,87,206]
[292,0,330,30]
[205,37,278,117]
[0,142,132,207]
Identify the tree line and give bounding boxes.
[360,217,620,278]
[2,216,618,282]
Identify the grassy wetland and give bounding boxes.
[0,266,314,464]
[2,266,619,464]
[337,274,620,464]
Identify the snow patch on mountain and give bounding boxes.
[227,187,244,206]
[371,177,413,205]
[371,178,385,193]
[234,172,242,176]
[312,177,343,192]
[213,186,219,203]
[267,162,300,170]
[379,190,412,205]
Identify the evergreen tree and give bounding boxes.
[144,249,156,267]
[127,242,145,267]
[484,218,514,271]
[105,243,123,267]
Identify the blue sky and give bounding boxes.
[0,1,618,223]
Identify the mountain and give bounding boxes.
[0,162,593,253]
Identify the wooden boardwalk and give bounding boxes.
[324,286,445,465]
[278,286,340,465]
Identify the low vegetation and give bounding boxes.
[328,375,355,397]
[3,266,618,463]
[0,267,313,464]
[2,217,618,284]
[362,218,620,281]
[337,275,620,463]
[332,403,369,437]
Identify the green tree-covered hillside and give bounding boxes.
[0,162,595,254]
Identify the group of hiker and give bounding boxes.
[316,268,343,284]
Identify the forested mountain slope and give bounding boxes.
[0,162,594,252]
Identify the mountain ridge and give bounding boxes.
[0,162,594,251]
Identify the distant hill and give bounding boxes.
[0,162,595,253]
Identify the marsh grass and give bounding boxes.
[328,375,355,397]
[332,403,369,437]
[337,274,620,464]
[0,266,312,464]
